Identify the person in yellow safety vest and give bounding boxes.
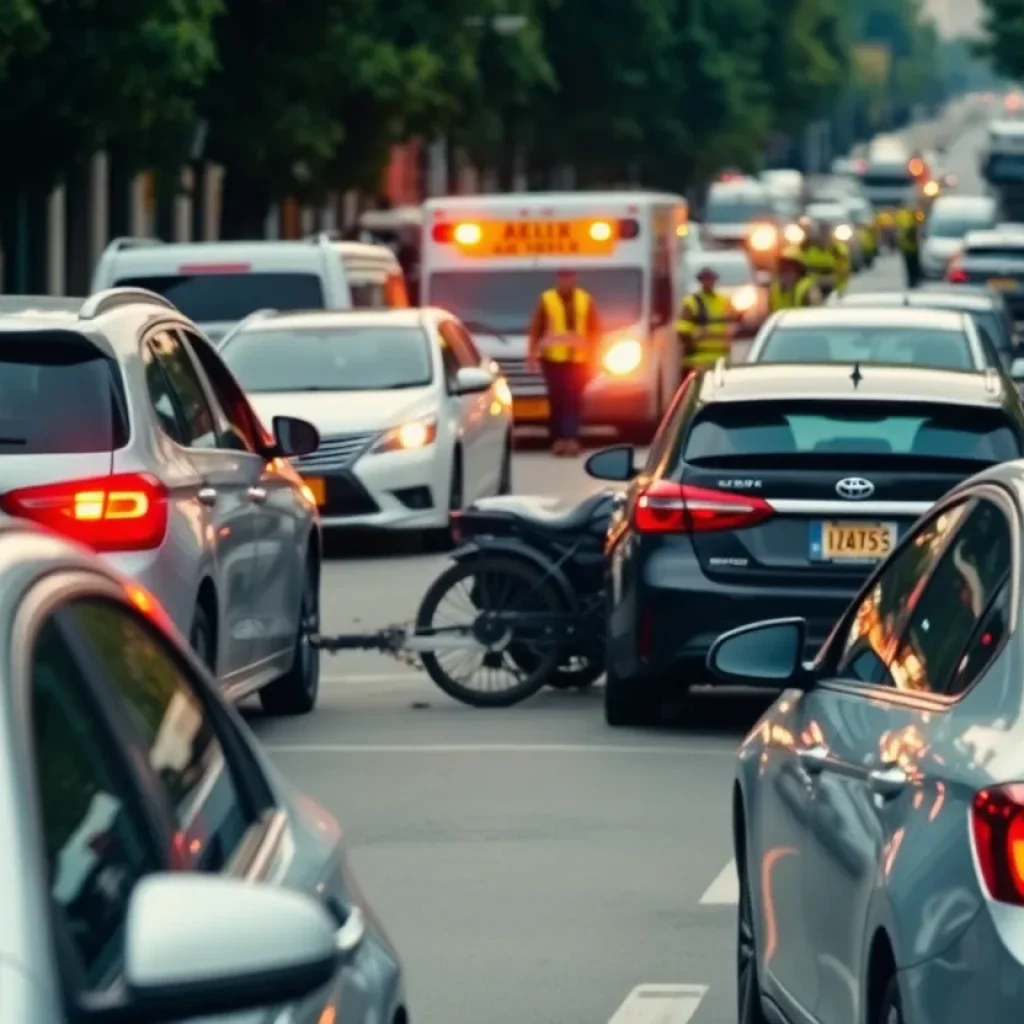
[526,268,602,456]
[768,247,822,312]
[800,220,848,297]
[676,266,735,378]
[896,205,923,288]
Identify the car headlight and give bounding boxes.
[783,223,805,244]
[749,225,777,251]
[493,376,512,406]
[833,224,853,242]
[602,339,643,375]
[371,415,437,454]
[731,285,757,312]
[923,180,939,197]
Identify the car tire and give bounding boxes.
[498,436,513,495]
[189,602,217,673]
[259,560,320,716]
[878,977,902,1024]
[449,449,464,512]
[604,663,660,726]
[737,845,771,1024]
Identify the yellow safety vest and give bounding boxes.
[802,244,837,278]
[896,210,920,253]
[540,288,592,363]
[676,290,732,368]
[769,276,816,312]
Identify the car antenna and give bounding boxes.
[850,362,862,388]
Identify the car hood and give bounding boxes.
[248,387,436,435]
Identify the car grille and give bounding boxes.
[494,356,546,397]
[291,431,376,472]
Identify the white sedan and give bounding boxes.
[219,308,514,532]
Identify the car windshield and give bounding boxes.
[862,167,912,187]
[425,268,643,334]
[705,199,774,223]
[963,246,1024,261]
[0,334,127,453]
[114,272,326,322]
[756,325,973,370]
[684,401,1020,466]
[221,326,433,392]
[926,212,995,237]
[987,153,1024,183]
[971,310,1014,350]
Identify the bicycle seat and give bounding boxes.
[466,490,614,531]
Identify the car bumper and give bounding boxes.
[512,374,658,425]
[308,446,450,530]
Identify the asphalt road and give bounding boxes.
[246,108,986,1024]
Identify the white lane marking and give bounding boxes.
[700,859,738,905]
[607,983,708,1023]
[264,742,735,755]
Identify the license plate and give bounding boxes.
[809,521,896,561]
[513,397,550,421]
[989,278,1019,291]
[302,477,326,506]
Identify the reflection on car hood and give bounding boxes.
[248,387,436,435]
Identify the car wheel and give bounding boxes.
[878,977,902,1024]
[604,663,660,726]
[497,436,513,495]
[189,603,216,673]
[259,560,320,716]
[737,848,770,1024]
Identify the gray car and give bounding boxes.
[0,288,323,714]
[920,195,998,280]
[709,460,1024,1024]
[0,516,406,1023]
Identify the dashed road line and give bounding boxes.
[699,859,738,905]
[607,983,708,1023]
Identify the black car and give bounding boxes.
[586,361,1024,726]
[829,287,1020,376]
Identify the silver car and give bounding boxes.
[708,459,1024,1024]
[0,517,405,1023]
[0,288,323,714]
[920,195,998,279]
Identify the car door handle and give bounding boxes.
[796,744,829,774]
[197,486,218,507]
[868,764,908,799]
[247,486,267,504]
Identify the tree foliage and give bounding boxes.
[978,0,1024,82]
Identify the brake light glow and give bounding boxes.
[589,220,613,241]
[908,157,925,177]
[177,263,251,274]
[947,264,968,283]
[749,224,777,251]
[633,482,773,534]
[0,473,170,551]
[453,222,482,245]
[971,785,1024,904]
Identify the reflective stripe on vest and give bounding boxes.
[802,245,837,276]
[541,289,591,362]
[675,290,731,338]
[683,336,729,368]
[769,276,814,312]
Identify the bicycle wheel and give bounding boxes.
[416,556,564,707]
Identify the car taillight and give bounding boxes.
[971,785,1024,905]
[0,473,170,552]
[947,265,968,283]
[632,482,773,534]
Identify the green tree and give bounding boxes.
[978,0,1024,81]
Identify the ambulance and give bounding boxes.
[420,191,689,438]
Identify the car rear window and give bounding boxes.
[113,273,325,322]
[683,400,1020,468]
[756,326,973,370]
[705,199,774,223]
[963,247,1024,260]
[0,332,127,453]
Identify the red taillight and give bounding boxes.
[0,473,169,552]
[971,785,1024,904]
[947,265,968,283]
[632,481,773,534]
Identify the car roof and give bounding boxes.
[699,362,1007,407]
[422,190,685,210]
[964,229,1024,248]
[929,194,996,211]
[770,306,969,330]
[833,290,997,311]
[232,308,437,332]
[103,239,335,272]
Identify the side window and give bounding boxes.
[32,618,160,987]
[948,580,1010,696]
[145,330,218,449]
[180,329,259,453]
[141,342,187,444]
[436,323,463,384]
[832,500,970,684]
[890,500,1012,696]
[446,320,482,366]
[67,599,253,872]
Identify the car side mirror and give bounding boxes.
[273,415,320,457]
[706,617,813,688]
[79,874,340,1024]
[584,444,637,482]
[453,366,493,394]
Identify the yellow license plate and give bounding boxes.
[302,477,326,506]
[989,278,1019,291]
[460,219,617,258]
[513,397,550,421]
[817,521,895,560]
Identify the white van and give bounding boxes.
[420,191,688,438]
[90,236,408,343]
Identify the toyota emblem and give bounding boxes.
[835,477,875,500]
